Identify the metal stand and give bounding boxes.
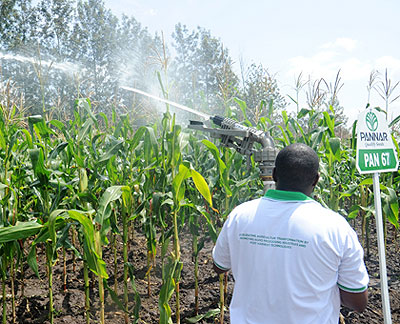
[372,172,392,324]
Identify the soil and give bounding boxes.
[1,218,400,324]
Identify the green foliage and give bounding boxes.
[0,221,43,243]
[171,23,239,115]
[238,63,287,122]
[1,89,400,323]
[5,3,400,322]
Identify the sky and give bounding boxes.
[103,0,400,125]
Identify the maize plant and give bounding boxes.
[0,90,400,324]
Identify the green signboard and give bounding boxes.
[357,149,397,172]
[356,109,398,174]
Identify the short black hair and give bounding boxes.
[274,143,319,191]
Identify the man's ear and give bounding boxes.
[312,173,319,187]
[272,167,277,182]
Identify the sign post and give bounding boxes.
[356,108,398,324]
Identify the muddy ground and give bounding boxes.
[1,218,400,324]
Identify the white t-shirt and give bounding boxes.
[212,189,369,324]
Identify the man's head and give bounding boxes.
[273,143,319,195]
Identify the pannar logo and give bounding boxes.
[366,112,378,131]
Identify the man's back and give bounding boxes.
[212,190,369,324]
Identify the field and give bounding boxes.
[1,219,400,324]
[1,98,400,324]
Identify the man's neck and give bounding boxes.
[275,186,313,197]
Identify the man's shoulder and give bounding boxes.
[297,201,352,233]
[233,198,263,212]
[297,198,344,218]
[226,198,263,222]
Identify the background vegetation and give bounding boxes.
[1,1,400,324]
[1,0,340,124]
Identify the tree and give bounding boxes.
[0,0,38,51]
[115,15,163,123]
[171,24,239,116]
[238,63,286,124]
[27,0,78,118]
[35,0,75,59]
[0,0,75,116]
[70,0,119,109]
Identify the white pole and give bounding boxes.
[372,172,392,324]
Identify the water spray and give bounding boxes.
[0,52,79,74]
[120,86,210,119]
[121,86,278,191]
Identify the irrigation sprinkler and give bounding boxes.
[121,86,278,192]
[188,117,277,191]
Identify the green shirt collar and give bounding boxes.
[264,189,314,201]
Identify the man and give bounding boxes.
[212,143,368,324]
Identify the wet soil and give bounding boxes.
[1,218,400,324]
